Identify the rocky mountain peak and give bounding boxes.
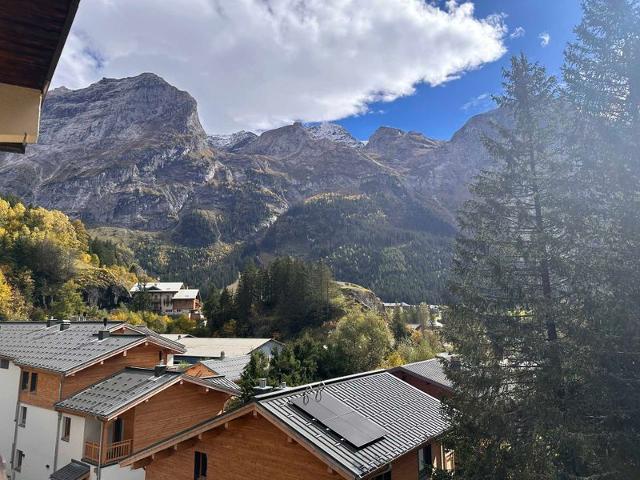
[38,72,205,146]
[365,126,441,167]
[305,122,362,148]
[236,122,313,157]
[208,130,258,151]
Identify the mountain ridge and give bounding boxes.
[0,73,503,302]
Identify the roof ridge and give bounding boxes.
[254,369,385,400]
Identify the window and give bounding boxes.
[21,371,29,390]
[18,406,27,427]
[194,451,207,479]
[0,358,8,369]
[61,417,71,442]
[14,449,24,471]
[30,372,38,392]
[419,445,433,479]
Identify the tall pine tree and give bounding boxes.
[442,55,584,479]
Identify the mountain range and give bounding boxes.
[0,73,505,302]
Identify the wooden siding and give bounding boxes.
[143,414,342,480]
[391,371,451,400]
[131,381,230,452]
[61,344,168,398]
[19,369,61,408]
[184,363,214,378]
[172,299,197,311]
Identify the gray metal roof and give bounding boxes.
[50,460,90,480]
[122,324,187,352]
[200,355,251,380]
[196,375,241,395]
[0,321,183,374]
[395,358,452,389]
[258,371,448,478]
[56,367,240,418]
[56,367,182,418]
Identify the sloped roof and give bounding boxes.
[50,460,90,480]
[0,321,184,374]
[121,324,187,352]
[200,355,251,381]
[172,289,200,300]
[171,337,280,358]
[191,375,240,396]
[56,367,239,419]
[130,282,183,293]
[392,357,452,389]
[258,372,448,478]
[160,333,194,341]
[122,371,448,479]
[56,367,182,419]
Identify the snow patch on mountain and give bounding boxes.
[208,130,257,150]
[305,122,362,148]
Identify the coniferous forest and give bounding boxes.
[443,1,640,477]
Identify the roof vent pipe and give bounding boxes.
[60,320,71,331]
[220,351,225,360]
[103,317,108,329]
[253,378,273,394]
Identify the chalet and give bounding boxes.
[122,371,454,479]
[129,283,202,318]
[0,320,186,480]
[53,366,239,475]
[388,356,453,400]
[165,337,283,364]
[0,0,79,153]
[185,355,251,382]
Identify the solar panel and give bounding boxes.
[291,391,386,448]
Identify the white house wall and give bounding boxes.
[98,464,144,480]
[13,403,58,480]
[0,360,20,475]
[258,340,283,358]
[56,413,85,473]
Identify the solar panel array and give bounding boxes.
[292,390,386,448]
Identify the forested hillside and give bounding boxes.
[0,74,503,303]
[0,196,136,320]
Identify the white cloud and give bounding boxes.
[461,92,493,111]
[53,0,507,133]
[509,26,525,39]
[539,31,551,47]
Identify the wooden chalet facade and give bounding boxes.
[122,372,454,480]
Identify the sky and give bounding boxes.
[52,0,583,140]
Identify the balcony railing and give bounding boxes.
[84,439,132,464]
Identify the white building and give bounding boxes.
[0,320,186,480]
[162,336,284,364]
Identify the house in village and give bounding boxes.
[122,371,454,480]
[129,283,202,319]
[389,356,454,400]
[0,320,239,480]
[164,336,283,364]
[185,355,252,382]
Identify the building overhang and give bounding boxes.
[0,0,80,153]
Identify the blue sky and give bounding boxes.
[337,1,583,140]
[56,0,583,137]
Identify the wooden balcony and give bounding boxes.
[84,439,132,464]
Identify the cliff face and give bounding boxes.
[0,73,504,301]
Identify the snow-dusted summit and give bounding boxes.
[305,122,362,148]
[208,130,257,151]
